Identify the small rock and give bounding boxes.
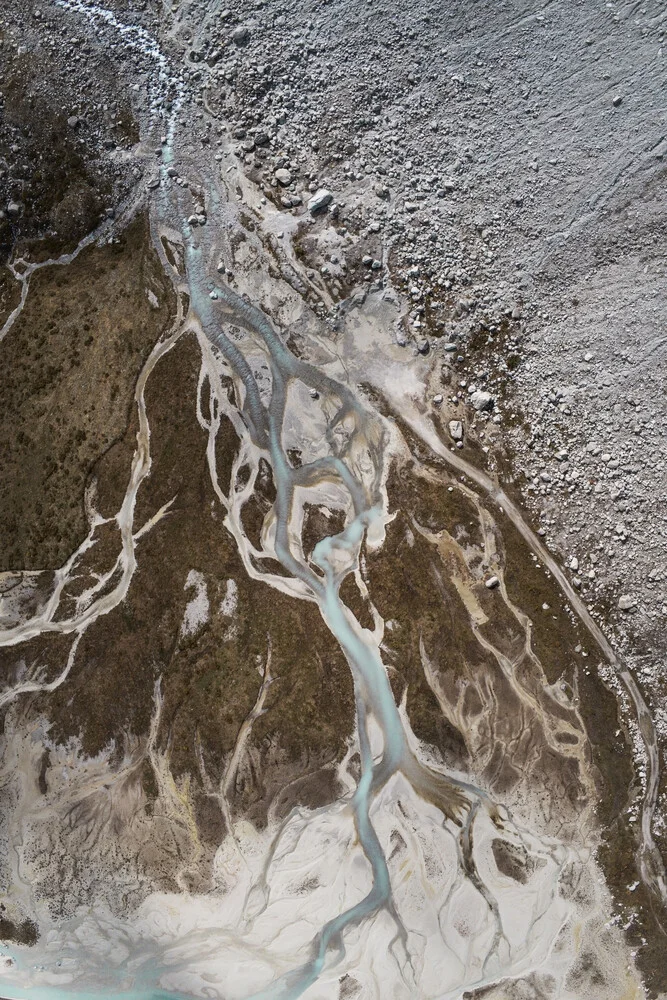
[618,594,637,612]
[6,201,22,217]
[433,394,443,406]
[67,115,80,128]
[232,25,250,45]
[470,390,494,412]
[308,188,333,214]
[485,576,500,590]
[612,95,623,107]
[274,168,292,186]
[448,420,463,441]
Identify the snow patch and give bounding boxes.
[180,570,210,637]
[219,579,238,617]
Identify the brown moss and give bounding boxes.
[302,504,346,558]
[0,213,175,571]
[0,915,39,946]
[0,267,21,329]
[28,332,355,830]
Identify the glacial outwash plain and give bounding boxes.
[1,1,666,998]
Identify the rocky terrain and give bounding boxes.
[0,1,666,999]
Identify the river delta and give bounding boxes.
[1,2,666,999]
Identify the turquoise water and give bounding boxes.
[0,988,192,1000]
[183,230,411,998]
[2,198,411,1000]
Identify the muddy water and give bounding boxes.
[0,3,660,1000]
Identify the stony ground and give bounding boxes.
[179,0,666,639]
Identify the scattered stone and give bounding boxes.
[67,115,80,128]
[274,168,292,186]
[232,25,250,45]
[618,594,637,612]
[485,576,500,589]
[612,95,623,107]
[470,390,494,412]
[433,394,443,406]
[448,419,463,441]
[308,188,333,214]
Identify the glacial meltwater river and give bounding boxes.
[1,2,664,999]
